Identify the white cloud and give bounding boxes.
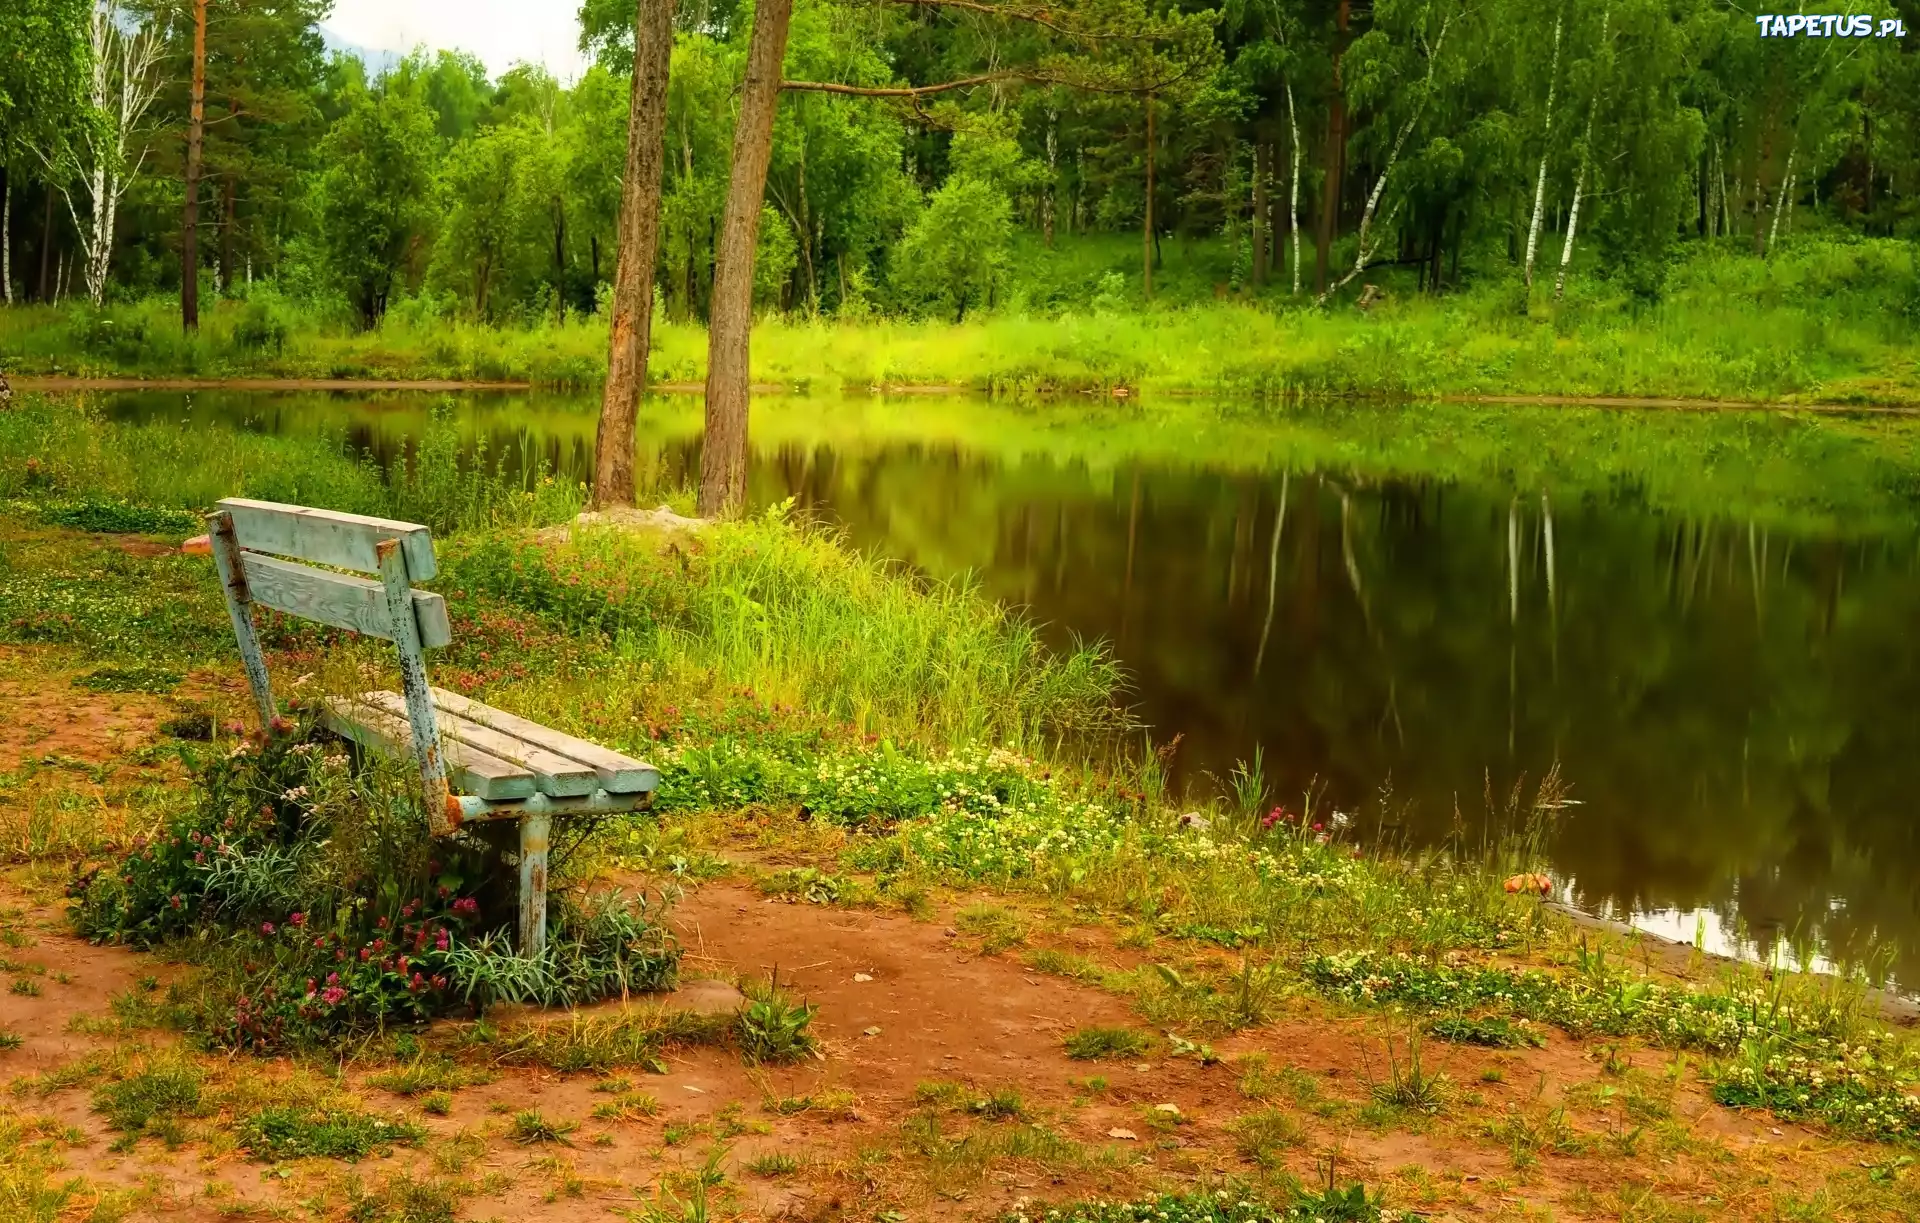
[325,0,590,82]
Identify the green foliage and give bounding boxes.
[891,176,1013,321]
[311,86,440,326]
[735,980,819,1065]
[238,1104,424,1161]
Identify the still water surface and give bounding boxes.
[96,389,1920,984]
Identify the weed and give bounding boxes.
[9,978,40,997]
[955,903,1028,952]
[967,1087,1027,1120]
[1064,1026,1150,1061]
[1232,1107,1304,1167]
[1370,1033,1450,1115]
[420,1092,453,1116]
[0,1028,21,1050]
[1428,1016,1544,1049]
[746,1151,799,1177]
[92,1059,205,1140]
[736,977,818,1065]
[591,1092,661,1121]
[365,1058,498,1096]
[509,1109,579,1145]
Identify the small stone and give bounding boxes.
[863,1025,883,1036]
[1770,1127,1783,1136]
[1153,1102,1181,1117]
[854,973,874,982]
[1107,1127,1138,1140]
[1133,1062,1153,1073]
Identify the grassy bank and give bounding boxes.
[6,237,1920,403]
[6,400,1920,1219]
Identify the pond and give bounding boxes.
[92,387,1920,987]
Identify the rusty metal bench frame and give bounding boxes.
[204,497,658,954]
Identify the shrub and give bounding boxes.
[68,717,680,1050]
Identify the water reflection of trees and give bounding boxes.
[743,444,1920,985]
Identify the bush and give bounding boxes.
[68,716,681,1050]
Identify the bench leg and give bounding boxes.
[376,537,453,834]
[518,811,551,957]
[207,511,276,729]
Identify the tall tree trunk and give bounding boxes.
[1252,140,1268,287]
[697,0,793,518]
[592,0,677,510]
[38,187,54,302]
[1043,107,1058,248]
[218,176,235,296]
[1142,93,1155,300]
[1315,0,1349,295]
[2,167,11,305]
[1554,6,1607,301]
[1768,140,1795,255]
[182,0,206,331]
[1285,78,1302,296]
[1523,9,1563,291]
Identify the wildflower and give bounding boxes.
[434,927,450,951]
[260,922,275,936]
[320,986,347,1005]
[452,897,480,919]
[289,911,305,927]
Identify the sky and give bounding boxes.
[323,0,591,82]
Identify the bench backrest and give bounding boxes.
[214,498,451,648]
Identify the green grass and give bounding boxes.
[237,1103,425,1161]
[364,1057,499,1096]
[507,1109,578,1145]
[1064,1026,1151,1061]
[10,236,1920,405]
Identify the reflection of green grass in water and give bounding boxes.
[55,382,1920,535]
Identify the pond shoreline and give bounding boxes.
[18,373,1920,415]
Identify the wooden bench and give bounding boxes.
[199,498,659,955]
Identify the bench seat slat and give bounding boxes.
[360,691,597,797]
[322,697,534,800]
[427,688,658,793]
[243,554,452,649]
[219,498,438,580]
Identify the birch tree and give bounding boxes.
[39,2,165,307]
[1522,5,1562,291]
[1554,4,1609,301]
[1318,0,1461,305]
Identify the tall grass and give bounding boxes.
[447,511,1130,753]
[7,236,1920,401]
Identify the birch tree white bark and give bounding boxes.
[1523,8,1563,291]
[1768,141,1796,254]
[2,179,11,304]
[1553,4,1609,301]
[1317,13,1454,305]
[1285,76,1302,296]
[37,2,164,307]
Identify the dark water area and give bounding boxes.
[95,389,1920,985]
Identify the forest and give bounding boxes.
[5,0,1919,321]
[5,0,1920,511]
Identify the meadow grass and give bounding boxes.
[5,236,1919,403]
